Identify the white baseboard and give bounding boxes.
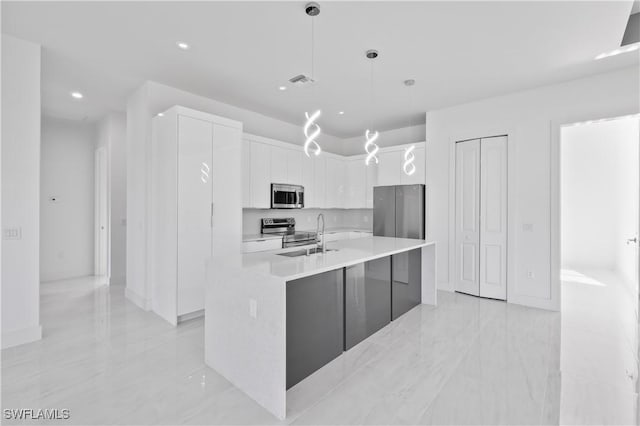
[2,324,42,349]
[125,287,151,311]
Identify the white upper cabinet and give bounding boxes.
[377,150,403,186]
[365,161,378,208]
[249,141,271,208]
[242,139,252,208]
[313,156,326,208]
[270,145,288,184]
[286,149,303,185]
[242,135,424,209]
[346,159,366,209]
[326,156,346,208]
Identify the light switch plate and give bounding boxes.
[3,227,22,240]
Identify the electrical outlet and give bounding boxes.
[249,299,257,319]
[522,223,533,232]
[527,271,535,279]
[363,216,369,223]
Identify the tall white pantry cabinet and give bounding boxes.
[150,106,243,325]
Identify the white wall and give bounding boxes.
[40,117,96,282]
[126,81,345,309]
[97,112,127,285]
[1,35,42,348]
[425,66,640,311]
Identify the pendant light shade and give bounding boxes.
[304,110,322,156]
[302,2,322,157]
[403,145,416,176]
[365,129,379,165]
[364,49,380,165]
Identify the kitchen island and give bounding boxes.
[205,236,436,419]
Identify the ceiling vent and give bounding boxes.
[289,74,316,86]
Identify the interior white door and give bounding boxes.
[94,146,109,278]
[479,136,508,300]
[455,139,481,296]
[177,115,213,316]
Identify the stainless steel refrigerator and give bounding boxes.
[373,184,425,319]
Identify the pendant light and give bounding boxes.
[403,145,416,176]
[303,2,322,157]
[364,49,380,165]
[403,79,417,176]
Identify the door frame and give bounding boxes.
[448,128,516,302]
[94,146,110,281]
[550,111,639,312]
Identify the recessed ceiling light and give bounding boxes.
[176,41,191,50]
[278,86,287,91]
[157,113,164,117]
[595,43,639,60]
[70,91,83,99]
[338,111,345,115]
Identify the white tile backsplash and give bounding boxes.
[243,208,373,234]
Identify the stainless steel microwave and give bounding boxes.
[271,183,304,209]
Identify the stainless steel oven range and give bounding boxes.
[261,217,317,248]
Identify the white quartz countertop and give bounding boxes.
[298,227,373,234]
[220,236,433,281]
[241,233,284,242]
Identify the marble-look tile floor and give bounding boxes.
[1,271,637,425]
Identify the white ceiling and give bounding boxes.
[2,1,638,137]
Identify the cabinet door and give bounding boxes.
[250,142,271,208]
[313,157,326,208]
[365,162,378,208]
[479,136,507,300]
[287,149,303,185]
[270,145,288,184]
[177,115,213,316]
[241,139,251,207]
[286,269,344,389]
[391,249,422,320]
[454,139,481,296]
[347,160,366,209]
[345,257,391,350]
[326,157,347,208]
[301,153,315,208]
[400,146,425,185]
[378,150,402,186]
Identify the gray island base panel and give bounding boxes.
[205,236,436,420]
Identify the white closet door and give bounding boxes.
[455,139,481,296]
[177,115,213,316]
[479,136,507,300]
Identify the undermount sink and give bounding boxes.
[277,247,339,257]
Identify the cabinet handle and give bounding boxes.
[211,203,214,228]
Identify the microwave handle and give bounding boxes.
[297,191,304,207]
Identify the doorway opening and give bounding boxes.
[94,146,110,281]
[559,114,639,422]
